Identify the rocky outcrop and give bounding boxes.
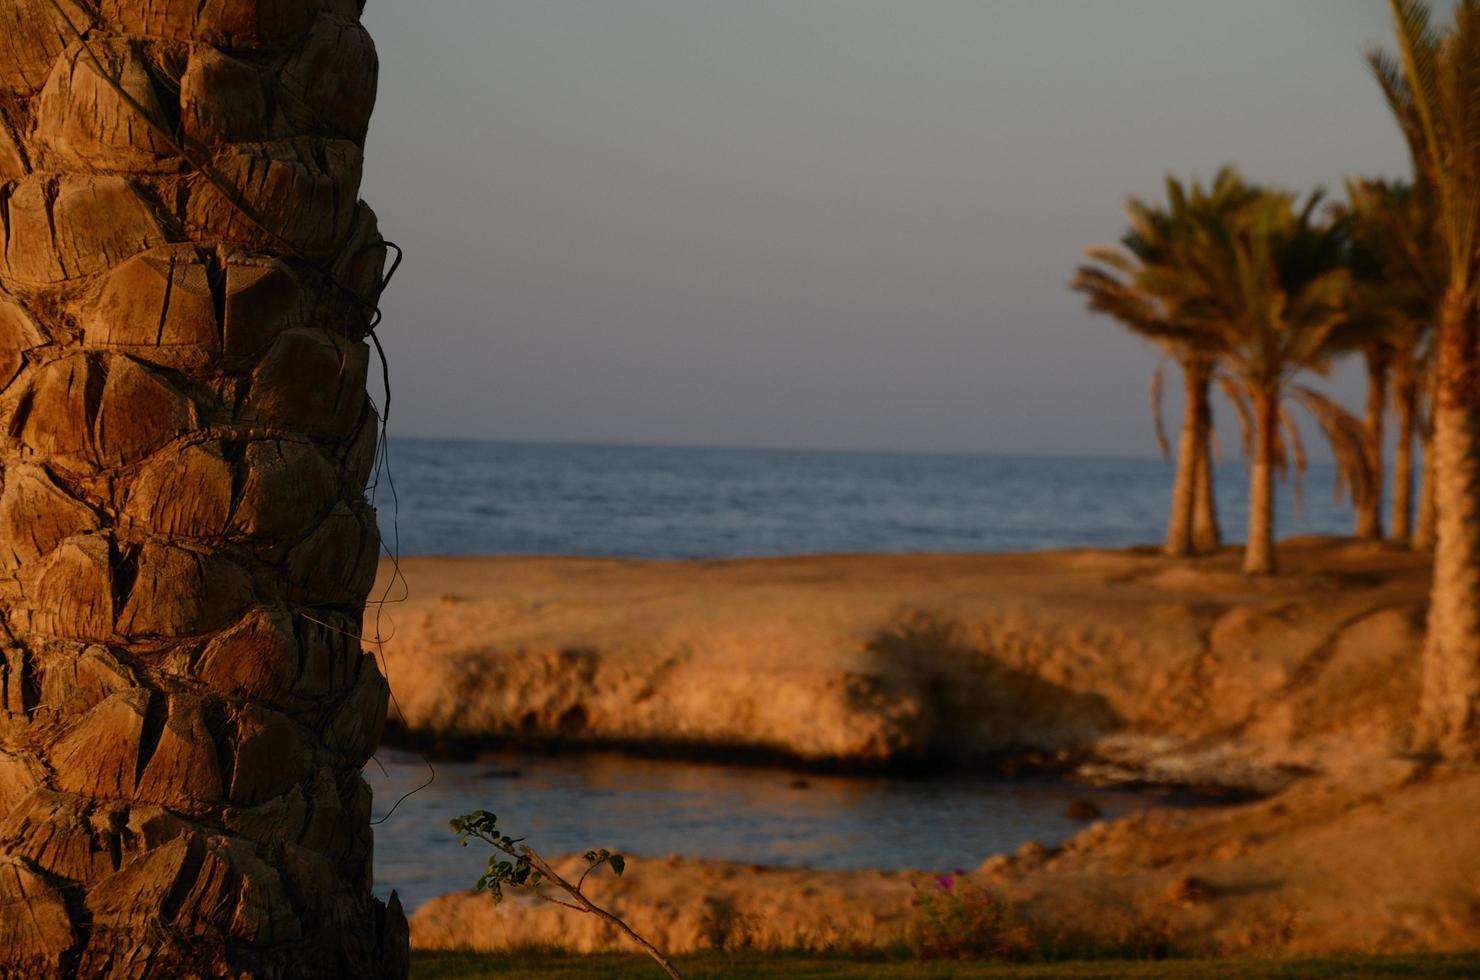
[379,539,1431,790]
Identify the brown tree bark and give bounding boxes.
[1355,348,1388,541]
[1419,286,1480,759]
[0,2,407,977]
[1390,355,1418,545]
[1242,387,1279,575]
[1161,362,1205,557]
[1408,405,1432,547]
[1191,382,1221,553]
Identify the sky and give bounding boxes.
[358,1,1421,458]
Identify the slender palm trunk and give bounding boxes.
[1192,372,1222,552]
[1390,356,1418,545]
[1416,426,1439,549]
[0,4,406,977]
[1162,362,1210,556]
[1419,287,1480,758]
[1355,348,1388,540]
[1243,386,1279,575]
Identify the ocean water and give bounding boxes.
[376,437,1359,559]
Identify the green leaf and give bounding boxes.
[609,854,625,877]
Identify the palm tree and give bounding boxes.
[1180,186,1362,575]
[1073,171,1252,556]
[1339,177,1441,546]
[1372,0,1480,757]
[0,3,406,977]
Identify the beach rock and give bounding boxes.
[377,540,1431,787]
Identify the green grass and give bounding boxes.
[412,951,1480,979]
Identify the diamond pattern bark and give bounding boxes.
[0,2,407,976]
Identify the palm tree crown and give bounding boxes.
[1071,170,1255,556]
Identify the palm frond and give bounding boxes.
[1084,244,1138,276]
[1366,47,1433,179]
[1378,0,1480,290]
[1278,405,1309,514]
[1215,373,1255,460]
[1387,0,1444,176]
[1291,385,1374,508]
[1272,404,1290,485]
[1149,361,1170,461]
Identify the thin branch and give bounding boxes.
[520,848,685,980]
[533,895,587,913]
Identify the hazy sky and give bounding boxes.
[358,1,1417,457]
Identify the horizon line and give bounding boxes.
[382,432,1352,467]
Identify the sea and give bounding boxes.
[367,437,1357,911]
[374,437,1358,559]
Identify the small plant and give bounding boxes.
[450,810,682,980]
[906,873,1035,961]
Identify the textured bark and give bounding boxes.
[1416,433,1438,549]
[1163,361,1216,557]
[1419,288,1480,758]
[0,2,407,977]
[1162,367,1199,557]
[1243,388,1278,576]
[1355,349,1388,541]
[1191,383,1221,552]
[1390,357,1417,545]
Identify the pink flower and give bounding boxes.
[935,873,956,891]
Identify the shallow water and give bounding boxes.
[367,749,1193,913]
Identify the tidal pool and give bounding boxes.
[366,748,1189,913]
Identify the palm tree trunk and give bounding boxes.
[1243,387,1279,575]
[1390,355,1418,545]
[1192,376,1222,552]
[1416,427,1438,549]
[1355,348,1388,540]
[1419,287,1480,759]
[0,5,406,977]
[1162,362,1205,556]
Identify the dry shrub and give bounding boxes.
[908,876,1189,963]
[907,875,1036,961]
